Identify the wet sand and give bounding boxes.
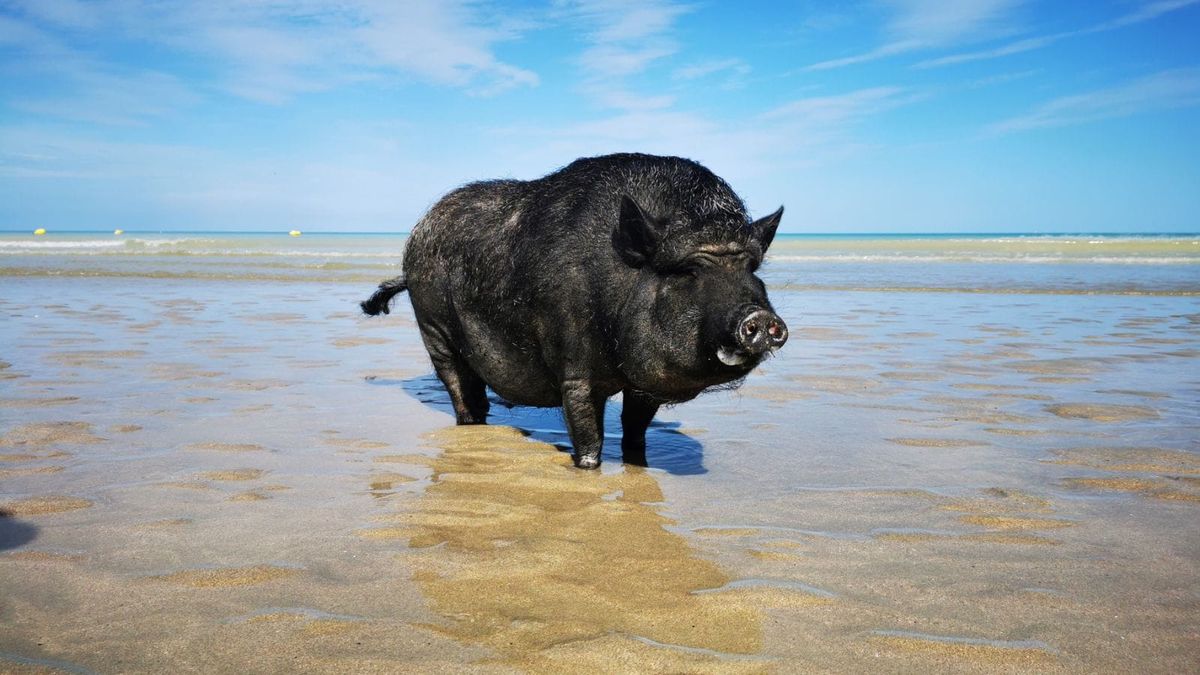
[1,276,1198,672]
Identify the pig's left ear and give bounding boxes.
[613,194,665,266]
[751,206,784,254]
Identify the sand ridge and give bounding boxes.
[362,425,773,669]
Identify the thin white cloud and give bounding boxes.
[491,84,923,188]
[556,0,693,109]
[807,0,1025,70]
[807,39,924,71]
[12,70,199,126]
[1093,0,1200,30]
[916,0,1199,69]
[8,0,99,29]
[2,0,539,106]
[673,58,750,81]
[887,0,1024,43]
[988,68,1200,133]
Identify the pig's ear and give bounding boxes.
[751,206,784,254]
[613,194,663,266]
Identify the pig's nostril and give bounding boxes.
[735,309,787,355]
[767,319,788,347]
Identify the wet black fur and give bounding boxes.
[362,153,784,468]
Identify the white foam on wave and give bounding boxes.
[0,237,390,258]
[768,254,1199,265]
[0,239,126,249]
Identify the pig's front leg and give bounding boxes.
[619,389,659,466]
[562,379,606,469]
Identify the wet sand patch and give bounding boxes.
[150,363,225,380]
[245,312,307,323]
[369,472,418,491]
[142,518,192,528]
[693,527,763,537]
[0,396,80,407]
[325,438,392,450]
[1,495,93,515]
[157,481,217,491]
[235,404,274,413]
[1045,447,1200,475]
[1008,358,1102,375]
[889,438,988,448]
[747,549,803,562]
[737,385,813,402]
[0,465,66,479]
[792,326,865,341]
[879,371,943,381]
[109,424,142,433]
[224,379,293,391]
[1045,403,1159,422]
[0,421,102,447]
[957,515,1075,530]
[940,488,1054,514]
[186,442,268,453]
[870,630,1057,667]
[983,427,1048,436]
[1062,477,1200,503]
[873,531,1058,546]
[3,550,85,563]
[332,336,390,348]
[46,350,145,368]
[0,453,43,462]
[372,454,434,466]
[151,564,299,588]
[200,469,266,481]
[1094,389,1171,399]
[511,632,770,674]
[1031,376,1089,383]
[788,375,882,393]
[229,491,270,502]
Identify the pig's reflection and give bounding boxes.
[391,374,707,475]
[372,425,762,670]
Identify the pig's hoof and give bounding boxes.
[574,454,601,470]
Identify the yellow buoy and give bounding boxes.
[33,228,46,235]
[288,230,302,237]
[113,229,124,235]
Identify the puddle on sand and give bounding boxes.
[362,425,771,671]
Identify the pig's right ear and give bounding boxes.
[613,195,663,266]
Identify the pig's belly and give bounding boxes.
[458,317,562,407]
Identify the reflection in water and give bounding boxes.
[393,373,708,475]
[362,425,767,671]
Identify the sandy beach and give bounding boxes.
[1,233,1198,673]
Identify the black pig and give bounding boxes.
[361,153,788,468]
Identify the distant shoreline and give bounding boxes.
[1,230,1197,238]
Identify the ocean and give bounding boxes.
[2,231,1197,293]
[1,229,1198,671]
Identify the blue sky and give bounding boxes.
[1,0,1198,233]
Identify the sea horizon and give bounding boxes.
[2,229,1197,238]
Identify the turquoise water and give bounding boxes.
[1,231,1197,293]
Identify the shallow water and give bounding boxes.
[1,233,1198,672]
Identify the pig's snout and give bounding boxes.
[736,308,788,355]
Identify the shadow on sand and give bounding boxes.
[368,373,707,475]
[0,510,38,551]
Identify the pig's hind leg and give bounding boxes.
[431,354,490,425]
[417,323,490,424]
